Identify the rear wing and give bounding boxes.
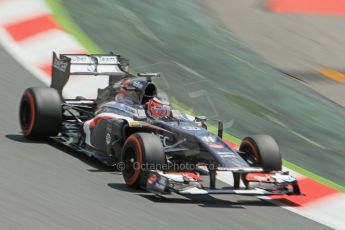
[50,52,128,96]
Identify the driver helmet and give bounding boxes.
[147,96,171,118]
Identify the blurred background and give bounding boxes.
[0,0,344,229]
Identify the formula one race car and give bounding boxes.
[19,52,301,196]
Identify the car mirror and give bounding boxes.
[195,116,207,129]
[195,116,207,122]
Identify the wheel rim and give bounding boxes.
[122,135,144,186]
[241,141,260,166]
[20,98,31,130]
[19,92,35,135]
[123,147,138,181]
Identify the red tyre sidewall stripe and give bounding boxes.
[124,135,143,186]
[22,91,35,136]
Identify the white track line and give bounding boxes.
[0,27,49,85]
[0,0,50,26]
[217,168,344,229]
[301,193,345,230]
[19,29,84,66]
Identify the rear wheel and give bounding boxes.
[19,87,62,139]
[121,133,165,188]
[239,135,282,172]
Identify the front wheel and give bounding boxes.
[121,133,165,188]
[239,135,282,172]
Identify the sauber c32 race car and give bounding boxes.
[19,52,301,196]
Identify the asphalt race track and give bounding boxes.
[0,45,331,229]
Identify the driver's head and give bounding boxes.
[147,96,171,118]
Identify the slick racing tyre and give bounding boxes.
[19,87,62,139]
[121,133,165,188]
[239,135,282,172]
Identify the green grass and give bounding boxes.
[45,0,345,193]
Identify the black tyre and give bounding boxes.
[121,133,165,188]
[239,135,281,171]
[19,87,62,139]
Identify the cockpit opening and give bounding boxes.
[142,83,157,104]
